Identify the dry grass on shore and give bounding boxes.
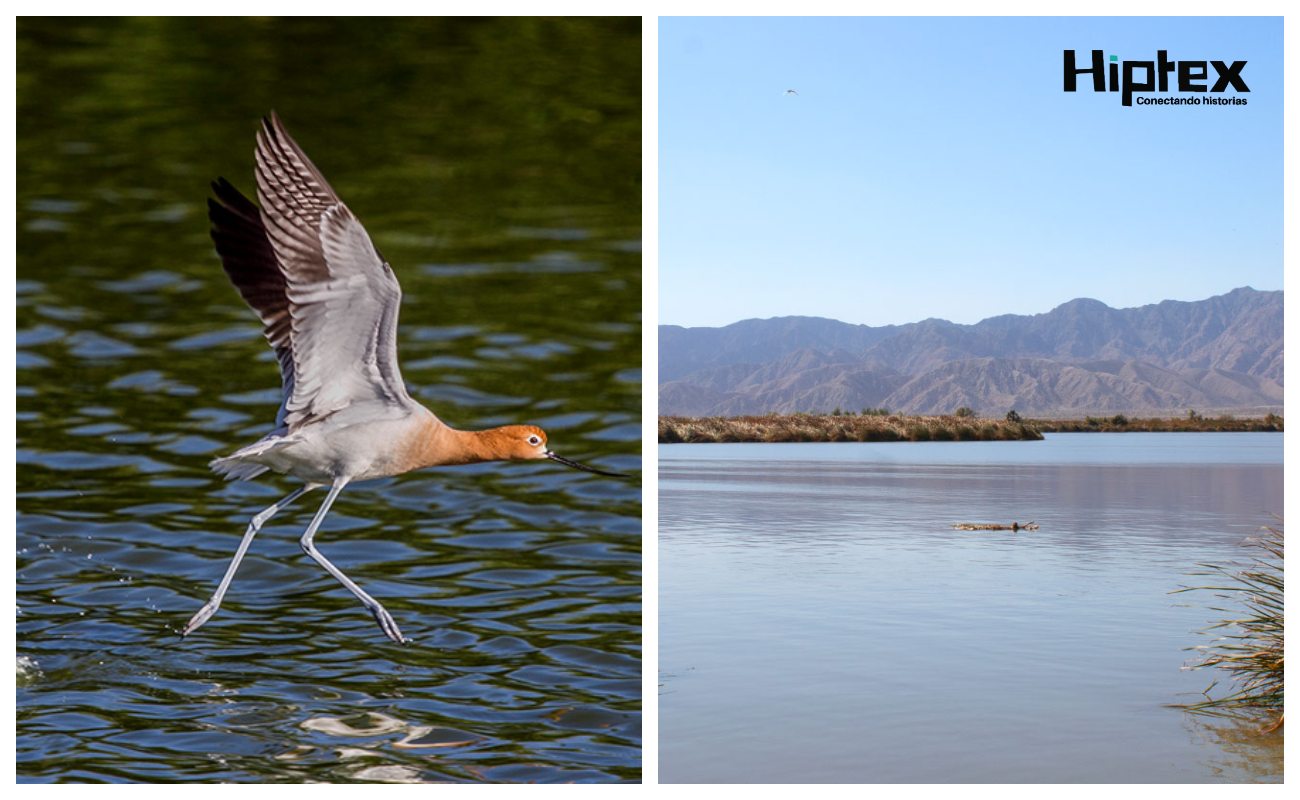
[658,413,1043,443]
[1035,413,1282,433]
[658,412,1283,442]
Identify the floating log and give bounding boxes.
[952,521,1037,531]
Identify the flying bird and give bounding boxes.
[183,112,629,644]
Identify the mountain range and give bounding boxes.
[659,287,1283,417]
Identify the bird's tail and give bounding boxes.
[210,456,271,481]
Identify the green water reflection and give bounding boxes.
[18,17,640,783]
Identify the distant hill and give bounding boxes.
[659,287,1283,417]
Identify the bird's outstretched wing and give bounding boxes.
[208,112,416,431]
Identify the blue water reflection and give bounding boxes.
[660,434,1282,783]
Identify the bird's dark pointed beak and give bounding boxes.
[546,451,629,478]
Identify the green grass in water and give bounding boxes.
[1171,519,1283,733]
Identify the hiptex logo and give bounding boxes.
[1064,50,1249,107]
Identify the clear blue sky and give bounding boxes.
[659,16,1283,328]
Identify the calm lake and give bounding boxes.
[659,433,1282,783]
[17,18,640,783]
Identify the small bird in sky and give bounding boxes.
[783,89,798,96]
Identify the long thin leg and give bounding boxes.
[299,480,408,644]
[182,483,319,637]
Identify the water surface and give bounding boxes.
[659,434,1282,783]
[17,17,641,784]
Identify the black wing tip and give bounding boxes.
[209,177,257,216]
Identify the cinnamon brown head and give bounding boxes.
[490,425,628,478]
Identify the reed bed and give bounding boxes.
[1035,413,1282,433]
[657,413,1044,443]
[657,412,1282,442]
[1171,520,1283,731]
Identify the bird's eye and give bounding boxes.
[527,435,542,446]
